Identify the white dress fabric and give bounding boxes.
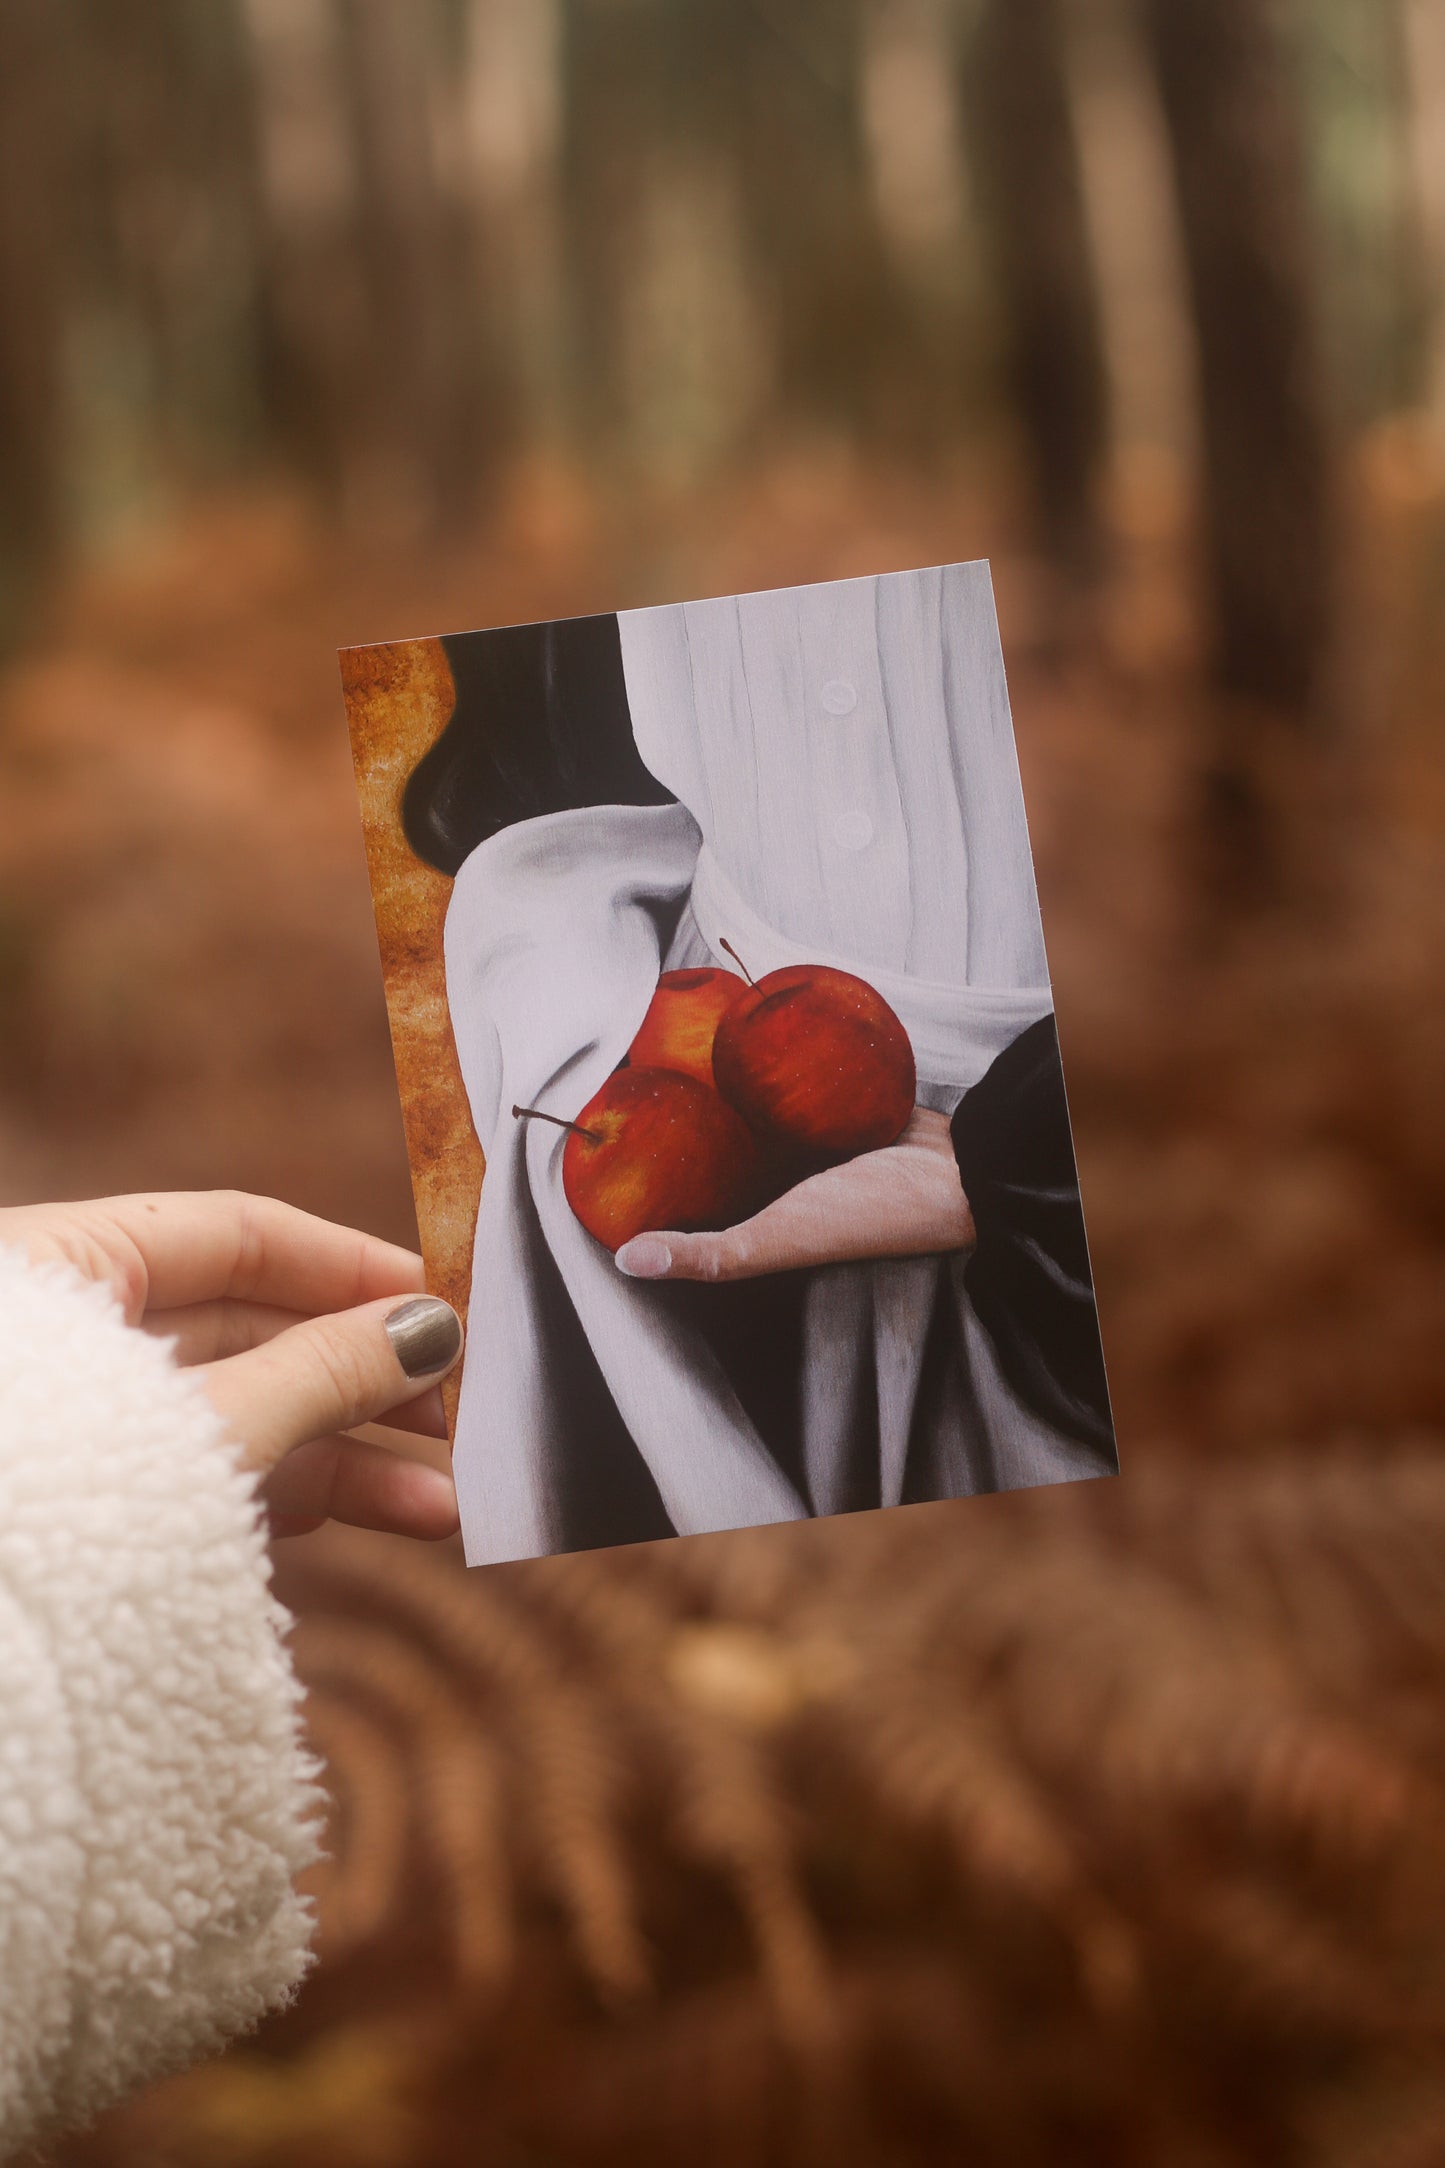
[446,562,1113,1567]
[0,1247,318,2159]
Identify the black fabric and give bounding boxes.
[950,1016,1114,1454]
[661,1273,811,1504]
[402,614,675,875]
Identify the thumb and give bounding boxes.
[614,1226,762,1283]
[203,1293,463,1474]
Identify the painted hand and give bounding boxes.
[612,1107,973,1283]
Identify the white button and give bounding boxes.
[833,810,874,851]
[820,678,857,716]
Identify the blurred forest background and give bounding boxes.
[2,0,1445,2162]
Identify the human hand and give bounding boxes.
[612,1107,974,1282]
[0,1191,463,1541]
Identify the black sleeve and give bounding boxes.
[950,1016,1115,1455]
[401,612,675,875]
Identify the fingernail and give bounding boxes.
[615,1236,672,1279]
[385,1296,463,1379]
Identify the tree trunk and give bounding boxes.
[557,0,797,468]
[243,0,373,504]
[1140,0,1334,719]
[559,0,917,454]
[0,0,72,620]
[728,0,920,441]
[1401,0,1445,438]
[961,0,1110,572]
[454,0,565,457]
[556,0,670,450]
[341,0,495,523]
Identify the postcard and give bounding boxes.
[342,562,1117,1565]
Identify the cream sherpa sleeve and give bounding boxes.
[0,1244,320,2160]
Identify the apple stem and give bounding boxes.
[512,1103,601,1143]
[719,937,755,985]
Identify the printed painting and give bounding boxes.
[342,562,1117,1566]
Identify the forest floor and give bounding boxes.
[5,445,1445,2166]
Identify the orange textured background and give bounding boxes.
[340,638,483,1423]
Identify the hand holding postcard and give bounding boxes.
[343,561,1116,1566]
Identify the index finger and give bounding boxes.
[59,1192,425,1320]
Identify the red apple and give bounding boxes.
[712,964,916,1159]
[513,1065,761,1253]
[627,966,746,1089]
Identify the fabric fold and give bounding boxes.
[687,842,1053,1093]
[446,804,808,1566]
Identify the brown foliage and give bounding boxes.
[61,1448,1445,2168]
